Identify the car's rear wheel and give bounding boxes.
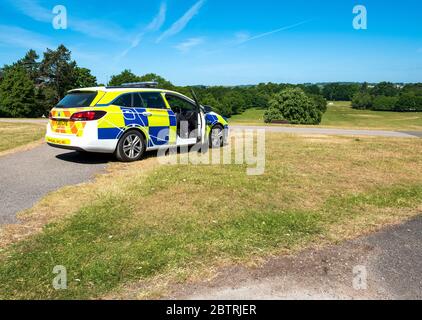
[115,130,146,162]
[209,125,224,149]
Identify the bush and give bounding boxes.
[308,94,327,113]
[0,65,36,118]
[394,93,422,112]
[352,92,373,110]
[266,88,322,125]
[372,96,398,111]
[263,108,284,123]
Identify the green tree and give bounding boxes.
[74,67,97,88]
[308,94,328,113]
[139,73,175,90]
[371,82,399,97]
[108,69,140,86]
[0,65,36,117]
[264,87,322,124]
[17,49,40,83]
[372,96,398,111]
[39,44,77,102]
[352,92,373,110]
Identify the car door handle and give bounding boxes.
[141,112,152,117]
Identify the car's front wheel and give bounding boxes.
[115,130,146,162]
[209,125,224,149]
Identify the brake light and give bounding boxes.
[70,111,107,121]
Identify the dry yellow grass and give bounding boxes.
[0,132,421,299]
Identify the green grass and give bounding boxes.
[0,122,45,153]
[229,101,422,131]
[0,133,421,299]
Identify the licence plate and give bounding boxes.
[57,120,68,126]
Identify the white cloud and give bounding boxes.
[117,3,167,59]
[236,19,313,45]
[174,37,204,53]
[0,25,53,50]
[157,0,205,43]
[9,0,127,41]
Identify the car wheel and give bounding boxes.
[115,130,146,162]
[209,125,224,149]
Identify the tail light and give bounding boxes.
[70,111,107,121]
[49,112,53,120]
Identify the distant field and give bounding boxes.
[229,101,422,131]
[0,122,45,153]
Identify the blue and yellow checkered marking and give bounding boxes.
[96,107,177,148]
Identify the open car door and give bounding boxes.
[190,89,206,144]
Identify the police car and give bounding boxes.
[46,82,229,162]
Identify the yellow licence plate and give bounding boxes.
[57,120,68,126]
[46,137,71,145]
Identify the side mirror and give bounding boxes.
[203,105,213,113]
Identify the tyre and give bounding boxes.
[115,130,146,162]
[209,125,224,149]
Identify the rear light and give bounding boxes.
[70,111,107,121]
[49,112,53,120]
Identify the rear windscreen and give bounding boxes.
[56,92,97,108]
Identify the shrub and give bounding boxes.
[263,108,284,123]
[266,88,322,125]
[372,96,398,111]
[352,92,373,110]
[308,94,328,113]
[394,93,422,112]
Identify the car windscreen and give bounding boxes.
[56,92,97,108]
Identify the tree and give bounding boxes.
[395,93,420,112]
[371,96,398,111]
[74,67,97,88]
[322,83,360,101]
[264,87,322,124]
[39,44,77,102]
[371,82,398,97]
[108,69,140,86]
[0,65,36,117]
[139,73,175,90]
[17,49,40,83]
[308,94,328,113]
[352,92,373,110]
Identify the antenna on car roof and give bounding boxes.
[107,82,159,89]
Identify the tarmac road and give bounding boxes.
[0,144,109,224]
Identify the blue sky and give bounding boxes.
[0,0,421,85]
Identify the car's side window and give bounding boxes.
[165,94,196,113]
[113,93,132,108]
[139,92,166,109]
[133,93,145,108]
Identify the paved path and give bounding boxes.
[0,144,109,224]
[1,119,421,138]
[232,125,421,138]
[169,216,422,300]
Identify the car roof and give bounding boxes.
[68,87,180,95]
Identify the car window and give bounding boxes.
[165,94,196,112]
[133,93,145,108]
[56,92,97,108]
[139,92,166,109]
[113,93,132,108]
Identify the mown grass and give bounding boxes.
[0,122,45,153]
[0,133,421,299]
[229,101,422,131]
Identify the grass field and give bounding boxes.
[229,101,422,131]
[0,122,45,153]
[0,133,421,299]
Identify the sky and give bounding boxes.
[0,0,421,85]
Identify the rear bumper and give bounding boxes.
[45,122,118,153]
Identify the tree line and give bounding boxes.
[351,82,422,112]
[0,45,421,121]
